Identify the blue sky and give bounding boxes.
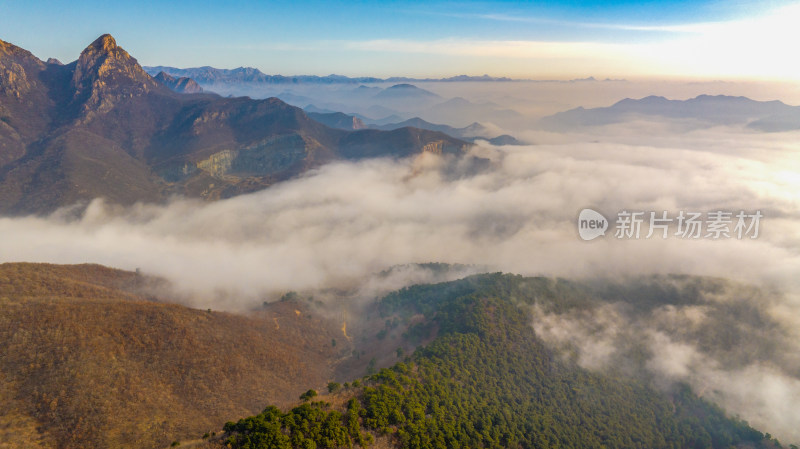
[1,0,797,79]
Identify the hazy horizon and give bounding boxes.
[3,0,800,81]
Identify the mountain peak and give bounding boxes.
[71,34,160,112]
[87,34,118,53]
[76,34,131,65]
[375,83,440,100]
[154,71,175,82]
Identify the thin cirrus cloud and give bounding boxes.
[323,3,800,80]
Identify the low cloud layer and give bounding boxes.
[532,279,800,444]
[2,129,797,302]
[0,126,798,441]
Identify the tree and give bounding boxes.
[299,389,318,401]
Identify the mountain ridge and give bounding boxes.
[0,34,469,215]
[144,66,520,84]
[144,66,627,84]
[154,71,204,93]
[539,94,800,131]
[216,273,775,449]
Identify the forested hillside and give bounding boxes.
[220,273,772,449]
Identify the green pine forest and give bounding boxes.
[221,273,772,449]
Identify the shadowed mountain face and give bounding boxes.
[307,112,526,144]
[539,94,800,131]
[306,111,366,130]
[0,35,468,215]
[370,116,483,136]
[367,116,523,143]
[154,71,203,94]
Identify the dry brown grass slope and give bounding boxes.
[0,263,346,449]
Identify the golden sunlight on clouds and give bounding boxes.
[631,3,800,80]
[345,4,800,80]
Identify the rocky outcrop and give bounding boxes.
[196,149,236,177]
[0,61,31,98]
[0,38,45,98]
[71,34,159,113]
[421,140,444,155]
[192,135,316,178]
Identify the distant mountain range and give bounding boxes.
[144,66,517,84]
[144,66,629,85]
[304,104,403,127]
[303,108,525,144]
[539,94,800,132]
[145,65,385,85]
[370,117,484,136]
[423,96,523,127]
[0,35,468,215]
[145,67,529,130]
[369,117,524,144]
